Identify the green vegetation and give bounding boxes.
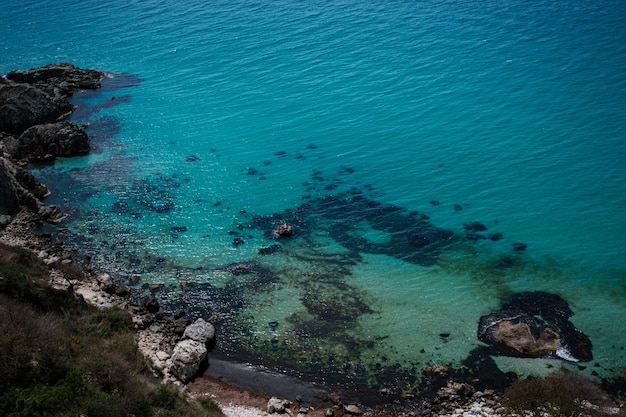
[0,242,224,417]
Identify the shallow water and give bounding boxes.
[2,0,626,402]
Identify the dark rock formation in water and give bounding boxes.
[5,62,104,92]
[478,291,592,362]
[0,155,59,225]
[0,83,74,135]
[4,121,90,162]
[0,63,106,225]
[253,192,457,266]
[1,62,104,135]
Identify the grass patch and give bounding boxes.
[0,242,224,417]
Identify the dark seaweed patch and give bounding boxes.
[250,190,457,266]
[513,242,527,251]
[464,221,487,232]
[466,233,486,242]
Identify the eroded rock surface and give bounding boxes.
[478,291,592,362]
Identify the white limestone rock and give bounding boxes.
[169,339,207,383]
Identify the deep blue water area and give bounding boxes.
[3,0,626,404]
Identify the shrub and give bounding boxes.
[0,242,225,417]
[0,243,78,312]
[503,370,618,417]
[0,295,70,391]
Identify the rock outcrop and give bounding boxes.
[478,291,593,362]
[0,156,61,225]
[0,62,104,135]
[0,83,74,134]
[168,318,216,383]
[5,121,90,162]
[0,63,105,226]
[5,62,104,93]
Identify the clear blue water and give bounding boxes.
[3,0,626,398]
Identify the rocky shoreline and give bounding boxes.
[1,63,623,417]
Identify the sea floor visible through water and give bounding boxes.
[4,0,625,406]
[25,72,626,408]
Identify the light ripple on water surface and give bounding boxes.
[3,0,626,401]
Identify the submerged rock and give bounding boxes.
[273,223,294,238]
[478,291,592,362]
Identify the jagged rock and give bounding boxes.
[422,364,449,376]
[0,156,50,218]
[114,284,131,297]
[169,339,207,383]
[273,223,294,238]
[0,63,105,225]
[6,62,105,95]
[173,317,192,336]
[267,397,291,414]
[37,204,66,223]
[183,318,215,344]
[5,121,89,162]
[0,83,73,135]
[0,157,20,216]
[97,273,113,286]
[142,295,161,313]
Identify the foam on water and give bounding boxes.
[2,0,626,397]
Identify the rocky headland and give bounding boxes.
[1,63,624,417]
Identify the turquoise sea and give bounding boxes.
[3,0,626,404]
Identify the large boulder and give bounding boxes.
[169,339,208,383]
[5,121,90,162]
[478,291,592,362]
[486,319,560,357]
[182,318,215,345]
